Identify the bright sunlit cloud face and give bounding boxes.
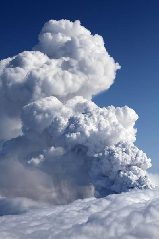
[0,19,155,205]
[0,20,120,141]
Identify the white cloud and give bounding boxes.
[0,95,153,203]
[0,189,159,238]
[0,20,154,204]
[0,20,120,141]
[148,173,159,186]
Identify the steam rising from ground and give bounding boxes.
[0,20,154,204]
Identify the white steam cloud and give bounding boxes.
[0,20,119,140]
[0,19,155,204]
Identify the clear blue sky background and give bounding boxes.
[0,0,158,172]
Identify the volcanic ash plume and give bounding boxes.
[0,20,154,204]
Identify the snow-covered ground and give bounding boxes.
[0,189,159,239]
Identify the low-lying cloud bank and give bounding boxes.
[0,19,155,204]
[0,189,159,239]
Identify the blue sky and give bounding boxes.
[0,0,158,172]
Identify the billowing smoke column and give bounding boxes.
[0,20,154,204]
